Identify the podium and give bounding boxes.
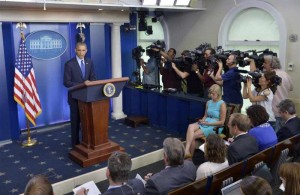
[68,77,128,167]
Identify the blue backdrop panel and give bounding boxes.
[12,23,72,129]
[0,18,137,141]
[121,13,137,78]
[0,22,19,140]
[90,23,110,80]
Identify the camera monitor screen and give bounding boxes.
[221,179,242,195]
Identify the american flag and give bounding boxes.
[14,39,42,126]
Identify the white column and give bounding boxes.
[110,22,127,120]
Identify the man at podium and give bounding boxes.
[63,42,97,147]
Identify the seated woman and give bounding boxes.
[279,162,300,195]
[184,84,226,157]
[243,71,278,127]
[246,104,277,151]
[240,176,272,195]
[196,134,228,180]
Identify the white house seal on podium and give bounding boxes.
[103,83,116,97]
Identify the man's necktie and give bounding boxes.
[81,60,85,77]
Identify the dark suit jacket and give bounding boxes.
[277,117,300,142]
[102,178,145,195]
[63,57,96,102]
[63,57,96,88]
[227,133,259,165]
[145,160,196,195]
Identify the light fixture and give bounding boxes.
[146,26,153,35]
[159,0,175,6]
[175,0,190,6]
[138,12,148,31]
[142,0,157,6]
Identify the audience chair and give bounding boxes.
[271,147,289,185]
[288,134,300,161]
[168,175,213,195]
[244,146,274,175]
[270,138,295,184]
[251,161,274,184]
[207,160,246,195]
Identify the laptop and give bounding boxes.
[221,179,242,195]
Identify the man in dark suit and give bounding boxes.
[227,113,259,165]
[276,99,300,142]
[144,137,196,194]
[63,42,96,147]
[102,151,145,195]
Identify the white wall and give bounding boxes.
[164,0,300,110]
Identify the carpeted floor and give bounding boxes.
[0,119,184,195]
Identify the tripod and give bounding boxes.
[129,58,142,86]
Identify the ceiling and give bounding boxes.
[0,0,206,12]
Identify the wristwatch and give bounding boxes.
[195,70,199,74]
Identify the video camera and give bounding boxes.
[132,45,145,61]
[208,47,232,71]
[172,51,193,70]
[235,69,262,88]
[236,69,282,89]
[237,49,277,70]
[146,40,166,59]
[190,43,211,64]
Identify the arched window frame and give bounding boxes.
[218,0,287,68]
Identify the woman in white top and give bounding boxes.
[243,71,278,127]
[196,134,229,180]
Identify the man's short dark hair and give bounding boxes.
[246,105,269,127]
[108,151,132,183]
[205,48,216,55]
[277,99,296,115]
[169,48,176,55]
[24,175,53,195]
[163,137,185,166]
[75,42,87,49]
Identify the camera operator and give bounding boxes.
[242,71,278,128]
[249,55,293,132]
[140,49,159,86]
[195,48,222,98]
[172,50,204,97]
[156,48,182,90]
[213,54,243,115]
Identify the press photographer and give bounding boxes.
[157,48,181,90]
[140,48,160,87]
[242,70,282,128]
[171,50,204,97]
[249,53,293,131]
[212,53,243,115]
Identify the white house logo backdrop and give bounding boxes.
[25,30,67,60]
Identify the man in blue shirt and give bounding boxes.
[213,54,243,116]
[141,49,159,86]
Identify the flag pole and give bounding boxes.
[22,119,37,147]
[15,22,38,147]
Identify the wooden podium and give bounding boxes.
[68,77,128,167]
